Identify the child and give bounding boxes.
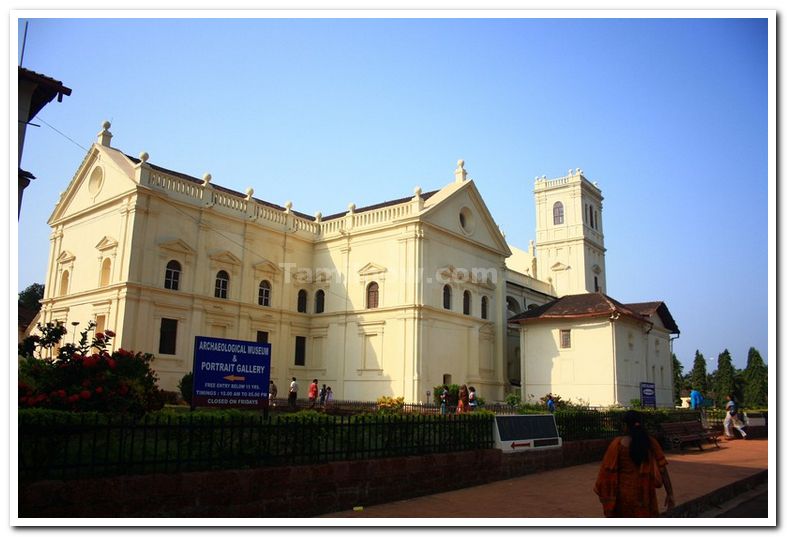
[468,386,477,411]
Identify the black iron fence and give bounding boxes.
[19,411,495,483]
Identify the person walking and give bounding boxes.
[269,380,278,406]
[724,394,748,439]
[439,385,448,415]
[594,410,675,517]
[457,384,469,414]
[288,377,298,409]
[319,383,327,408]
[325,386,333,406]
[546,394,556,413]
[468,386,478,411]
[689,388,704,410]
[308,379,319,409]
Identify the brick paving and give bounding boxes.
[321,438,768,518]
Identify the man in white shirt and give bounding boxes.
[288,377,298,409]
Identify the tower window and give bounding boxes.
[366,282,379,309]
[443,285,452,310]
[60,270,70,296]
[165,260,181,290]
[553,202,564,225]
[589,206,595,229]
[258,280,271,306]
[297,289,308,313]
[594,276,599,292]
[215,270,229,299]
[315,289,325,313]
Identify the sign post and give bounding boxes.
[640,382,657,409]
[192,336,271,409]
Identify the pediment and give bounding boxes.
[358,262,387,277]
[252,259,281,274]
[209,250,241,266]
[550,262,570,272]
[57,250,76,264]
[420,180,511,257]
[48,145,140,225]
[95,236,118,251]
[158,239,195,255]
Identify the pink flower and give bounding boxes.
[105,330,115,337]
[95,333,105,340]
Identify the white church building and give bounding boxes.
[36,121,679,406]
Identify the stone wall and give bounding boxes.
[19,439,612,518]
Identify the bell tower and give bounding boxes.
[533,168,606,297]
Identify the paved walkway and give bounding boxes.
[321,438,768,518]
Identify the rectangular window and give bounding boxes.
[159,318,178,355]
[95,314,106,335]
[256,330,269,344]
[560,329,571,349]
[294,336,306,366]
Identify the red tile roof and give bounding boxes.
[509,292,679,334]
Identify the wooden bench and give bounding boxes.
[660,421,718,451]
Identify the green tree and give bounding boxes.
[743,347,768,407]
[671,353,684,405]
[687,350,709,394]
[18,283,45,313]
[712,349,736,407]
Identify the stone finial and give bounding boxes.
[202,173,212,185]
[541,175,547,180]
[577,168,583,176]
[285,201,293,213]
[568,169,574,177]
[414,186,422,198]
[97,120,113,147]
[347,203,356,214]
[245,187,254,199]
[315,211,322,222]
[454,159,467,183]
[139,152,149,163]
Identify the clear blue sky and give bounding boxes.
[16,16,770,371]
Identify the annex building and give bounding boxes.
[36,121,679,406]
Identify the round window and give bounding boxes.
[88,167,104,195]
[459,207,475,234]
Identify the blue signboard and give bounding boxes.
[192,336,271,409]
[640,382,657,408]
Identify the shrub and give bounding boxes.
[178,372,194,405]
[18,322,163,416]
[376,396,405,414]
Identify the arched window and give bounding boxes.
[463,290,471,315]
[506,296,522,316]
[589,205,595,228]
[553,201,564,225]
[258,280,271,306]
[59,270,70,296]
[215,270,229,299]
[366,282,379,309]
[443,285,452,310]
[315,289,325,313]
[297,289,308,313]
[100,258,112,287]
[481,296,489,319]
[165,260,181,290]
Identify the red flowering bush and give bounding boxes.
[18,321,163,415]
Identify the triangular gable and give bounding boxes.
[158,239,195,256]
[209,250,241,266]
[252,259,281,274]
[420,180,511,257]
[48,144,140,224]
[95,236,118,251]
[57,250,76,264]
[550,262,570,272]
[358,262,387,277]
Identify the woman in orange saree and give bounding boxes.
[594,410,675,517]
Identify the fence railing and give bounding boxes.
[19,412,495,483]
